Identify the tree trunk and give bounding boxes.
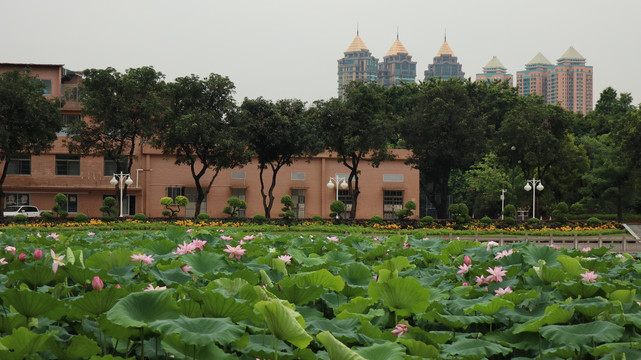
[259,165,270,219]
[0,161,8,216]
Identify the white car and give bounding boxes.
[3,205,42,217]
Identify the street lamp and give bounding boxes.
[326,176,348,201]
[524,179,544,219]
[510,146,517,205]
[110,172,133,217]
[500,189,507,220]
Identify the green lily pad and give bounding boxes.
[368,276,429,317]
[540,321,625,346]
[106,290,180,328]
[254,299,313,349]
[150,316,245,346]
[316,331,366,360]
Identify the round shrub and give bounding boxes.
[503,216,515,226]
[196,213,210,222]
[420,216,434,225]
[40,211,54,221]
[12,214,28,223]
[570,202,585,214]
[369,215,383,225]
[528,217,540,225]
[161,210,171,217]
[311,215,323,222]
[101,216,115,222]
[503,204,516,218]
[253,214,267,222]
[74,213,89,223]
[133,213,148,221]
[480,216,492,225]
[586,217,602,227]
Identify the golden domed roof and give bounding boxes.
[436,41,455,57]
[385,38,409,56]
[346,35,368,52]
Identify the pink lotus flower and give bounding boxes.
[4,246,16,255]
[278,254,292,264]
[391,323,409,337]
[220,235,233,241]
[486,266,507,283]
[475,275,489,285]
[581,247,591,252]
[0,258,7,265]
[18,253,27,262]
[223,244,246,260]
[403,242,411,248]
[186,229,193,233]
[495,286,513,296]
[327,236,340,242]
[92,276,104,291]
[548,244,561,250]
[494,249,514,260]
[87,232,95,236]
[180,264,192,274]
[464,255,472,265]
[130,253,154,264]
[50,249,65,274]
[486,241,499,252]
[191,239,207,251]
[457,263,472,275]
[243,235,255,241]
[47,233,60,241]
[172,241,197,255]
[580,270,598,283]
[33,249,43,260]
[462,282,468,286]
[143,284,167,291]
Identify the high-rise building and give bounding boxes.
[337,32,378,98]
[516,47,593,114]
[377,35,416,88]
[424,36,465,81]
[548,47,593,115]
[516,52,553,98]
[475,56,512,86]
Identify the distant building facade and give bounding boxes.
[516,47,593,114]
[423,37,465,81]
[475,56,512,86]
[377,36,416,88]
[337,32,378,98]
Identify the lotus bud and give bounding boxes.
[33,249,43,260]
[92,276,104,291]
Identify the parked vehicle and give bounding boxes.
[3,205,43,217]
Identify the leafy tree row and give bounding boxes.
[2,66,640,220]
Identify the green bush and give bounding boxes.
[223,197,247,218]
[100,196,117,218]
[502,204,516,218]
[503,216,515,226]
[311,215,323,222]
[480,216,492,225]
[278,195,296,220]
[420,216,434,226]
[52,193,69,219]
[551,202,569,224]
[12,214,28,223]
[528,217,540,225]
[253,214,267,222]
[133,213,148,221]
[395,201,416,220]
[40,211,54,221]
[369,215,383,225]
[161,196,189,218]
[449,203,471,224]
[329,200,346,219]
[586,217,602,227]
[196,213,211,222]
[74,213,89,223]
[570,202,585,214]
[101,216,115,222]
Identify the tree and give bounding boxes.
[0,69,63,212]
[399,78,485,218]
[314,82,395,219]
[241,97,322,218]
[153,73,249,216]
[223,197,247,218]
[461,153,510,218]
[66,66,165,207]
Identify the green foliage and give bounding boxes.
[223,197,247,218]
[551,202,570,224]
[253,214,267,222]
[586,217,602,226]
[330,200,346,219]
[528,217,540,225]
[74,213,89,223]
[480,216,492,225]
[100,196,117,218]
[570,202,585,214]
[369,215,383,225]
[449,203,471,224]
[133,213,148,221]
[503,216,515,225]
[311,215,323,222]
[278,195,296,220]
[196,213,211,222]
[12,214,28,223]
[395,201,416,220]
[52,193,68,219]
[420,216,434,225]
[161,196,189,219]
[503,204,516,218]
[40,211,54,221]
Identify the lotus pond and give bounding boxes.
[1,227,641,359]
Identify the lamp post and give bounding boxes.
[510,146,517,205]
[500,189,507,220]
[524,179,544,219]
[326,176,348,201]
[110,172,133,217]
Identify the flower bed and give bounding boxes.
[0,227,640,358]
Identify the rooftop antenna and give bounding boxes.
[397,26,399,40]
[444,28,447,42]
[357,23,359,36]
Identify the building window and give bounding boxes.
[231,171,246,180]
[383,190,404,220]
[61,193,78,213]
[291,189,305,218]
[231,188,246,218]
[5,193,30,206]
[104,157,129,176]
[57,114,81,136]
[383,174,404,182]
[7,154,31,175]
[291,172,305,180]
[56,154,80,176]
[167,187,185,200]
[37,79,52,94]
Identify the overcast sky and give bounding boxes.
[2,0,640,107]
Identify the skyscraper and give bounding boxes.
[516,47,593,115]
[475,56,512,86]
[337,32,378,98]
[377,35,416,88]
[424,36,465,81]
